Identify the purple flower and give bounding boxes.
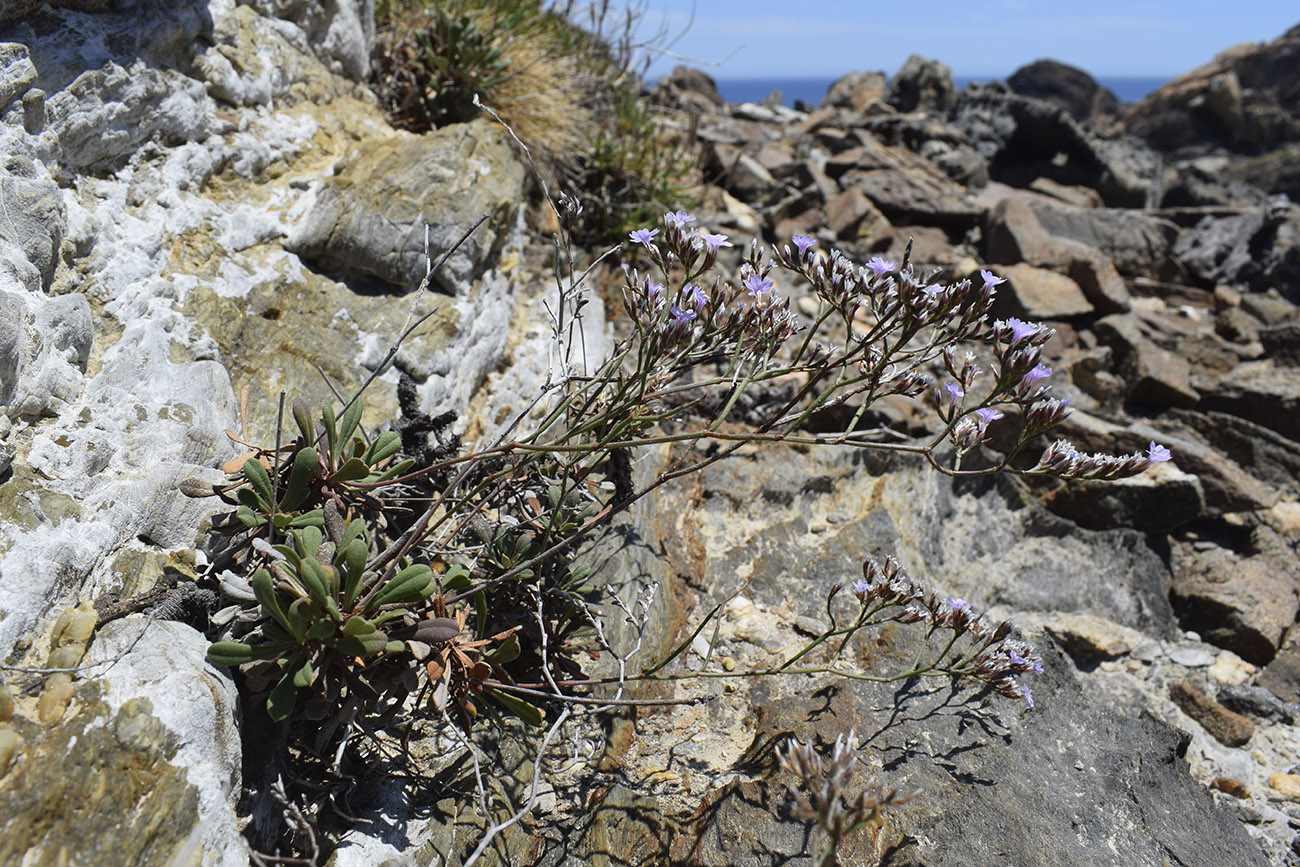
[1020,363,1052,389]
[975,407,1003,426]
[948,597,967,611]
[665,210,696,226]
[670,304,697,324]
[866,257,896,277]
[1031,660,1044,674]
[700,231,733,252]
[743,273,774,297]
[1147,442,1172,463]
[981,269,1006,290]
[792,233,816,254]
[1008,649,1028,666]
[1004,317,1041,344]
[939,382,964,406]
[629,227,659,246]
[685,283,708,310]
[852,579,870,598]
[1022,683,1034,709]
[646,280,665,299]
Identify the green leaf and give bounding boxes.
[292,397,315,444]
[485,633,520,665]
[236,505,266,528]
[291,658,315,688]
[362,431,402,466]
[341,616,377,637]
[266,670,299,722]
[278,447,318,511]
[365,564,434,611]
[487,688,544,726]
[285,598,313,644]
[321,402,338,465]
[296,526,323,560]
[306,619,336,641]
[331,457,370,483]
[338,539,368,607]
[336,630,389,657]
[250,569,292,634]
[236,486,267,513]
[441,563,472,591]
[385,640,405,653]
[286,509,324,528]
[337,398,363,461]
[341,518,367,551]
[242,458,274,512]
[297,557,332,608]
[473,590,487,639]
[207,641,263,667]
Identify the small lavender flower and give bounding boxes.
[646,280,665,300]
[852,579,870,599]
[948,597,967,611]
[792,233,816,255]
[1022,683,1034,709]
[938,382,964,407]
[685,283,708,310]
[665,210,696,226]
[1148,442,1172,463]
[980,269,1006,291]
[670,304,697,324]
[700,231,733,252]
[974,407,1003,428]
[1003,317,1041,344]
[744,273,774,297]
[1019,363,1052,389]
[629,227,659,246]
[865,257,896,277]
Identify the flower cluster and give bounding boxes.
[778,731,910,867]
[1028,438,1172,480]
[855,556,1043,708]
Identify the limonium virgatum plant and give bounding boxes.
[200,205,1171,861]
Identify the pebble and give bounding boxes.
[1212,777,1249,798]
[1208,650,1255,686]
[1268,774,1300,800]
[1169,646,1217,667]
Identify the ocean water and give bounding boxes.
[700,75,1170,109]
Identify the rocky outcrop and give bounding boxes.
[1124,23,1300,156]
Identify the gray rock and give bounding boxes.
[1007,59,1121,121]
[1217,683,1299,724]
[286,119,525,292]
[0,288,92,418]
[1196,360,1300,444]
[0,42,37,111]
[952,85,1162,208]
[886,54,956,115]
[85,618,246,867]
[822,70,886,112]
[995,262,1094,319]
[1175,198,1300,299]
[0,154,65,286]
[1028,197,1179,278]
[1170,540,1300,666]
[825,135,979,229]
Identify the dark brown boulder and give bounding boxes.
[1007,59,1122,120]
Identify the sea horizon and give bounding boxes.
[685,75,1171,108]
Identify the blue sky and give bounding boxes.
[637,2,1300,80]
